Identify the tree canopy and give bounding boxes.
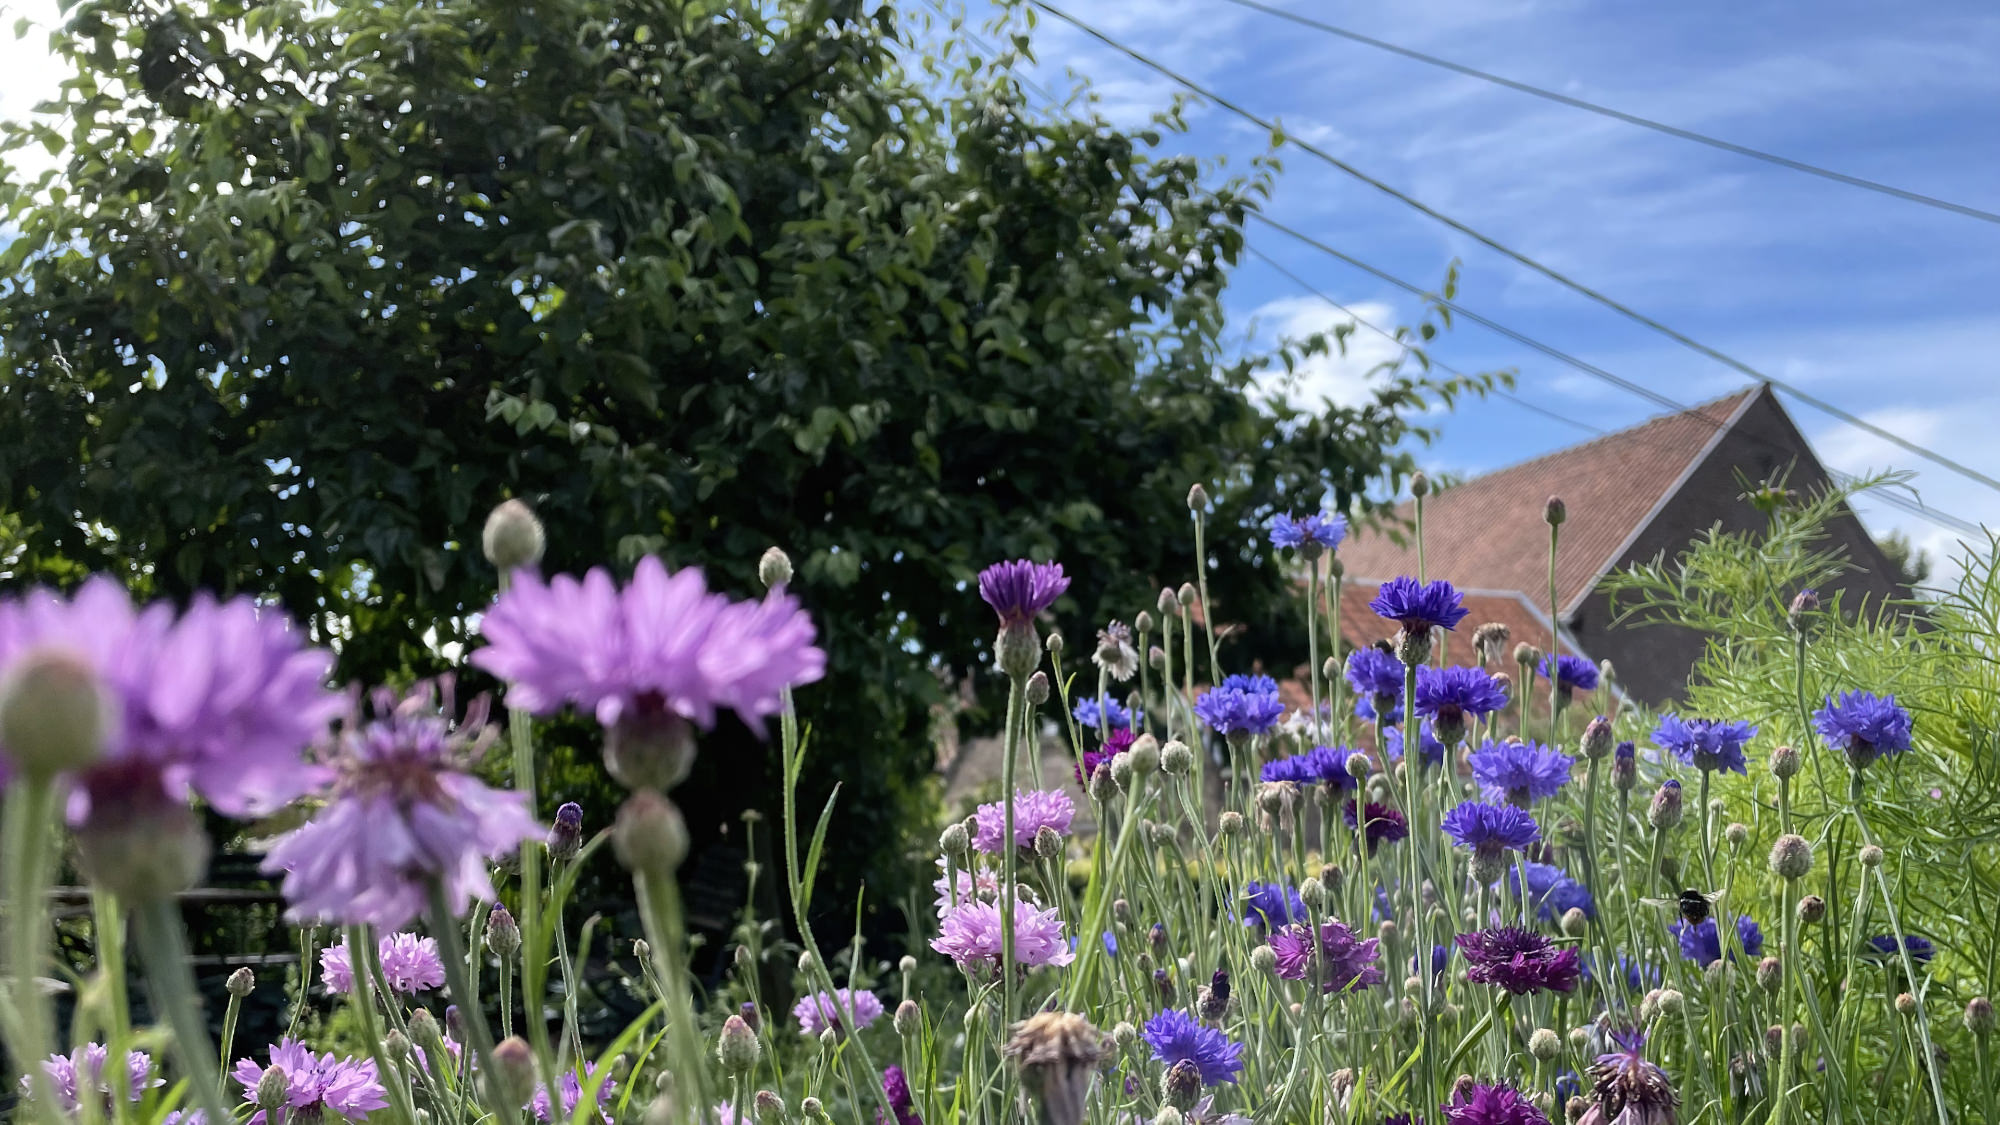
[0,0,1493,920]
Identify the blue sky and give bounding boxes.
[963,0,2000,582]
[7,0,1999,580]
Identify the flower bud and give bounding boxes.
[1177,583,1198,607]
[75,786,210,902]
[1148,821,1176,849]
[1656,989,1686,1017]
[939,822,970,859]
[255,1065,292,1112]
[757,547,793,589]
[444,1004,464,1041]
[1219,811,1243,837]
[1544,497,1566,526]
[227,966,257,998]
[1765,1025,1785,1056]
[1129,734,1162,776]
[894,998,920,1037]
[1639,990,1660,1022]
[1157,587,1179,615]
[755,1091,786,1120]
[385,1030,412,1062]
[1109,751,1136,791]
[1378,921,1398,945]
[1896,992,1918,1017]
[738,1002,761,1033]
[1034,826,1063,859]
[1089,762,1115,802]
[1162,1059,1202,1110]
[717,1014,762,1075]
[818,1027,837,1051]
[1580,716,1613,760]
[1648,780,1683,830]
[1965,997,1995,1036]
[1346,752,1372,780]
[482,498,547,572]
[1155,1109,1185,1125]
[1788,588,1819,632]
[1161,740,1193,775]
[1025,671,1050,706]
[485,904,522,958]
[1769,834,1813,881]
[1770,744,1801,780]
[1044,631,1063,656]
[1560,908,1589,938]
[1798,895,1826,924]
[1113,1021,1137,1047]
[1250,944,1279,976]
[487,1037,538,1107]
[1187,483,1210,511]
[409,1007,443,1053]
[604,710,697,791]
[1515,642,1542,671]
[612,790,689,876]
[1612,742,1636,790]
[1725,822,1750,849]
[1860,845,1884,868]
[1528,1028,1561,1062]
[1568,1027,1591,1053]
[0,647,115,778]
[801,1097,824,1119]
[1410,473,1431,498]
[546,801,585,863]
[1149,646,1167,670]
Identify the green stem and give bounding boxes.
[3,776,62,1125]
[999,674,1025,1031]
[1193,507,1222,686]
[424,888,508,1115]
[1851,794,1948,1125]
[131,899,234,1125]
[506,703,551,1072]
[635,872,710,1125]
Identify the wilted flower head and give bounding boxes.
[932,898,1074,975]
[1813,691,1913,768]
[1269,512,1348,556]
[1269,918,1384,994]
[792,989,885,1037]
[0,576,341,821]
[1469,740,1575,805]
[1538,654,1600,696]
[1240,881,1306,929]
[530,1065,617,1124]
[1369,577,1470,634]
[1442,1082,1550,1125]
[1456,926,1581,994]
[1004,1013,1109,1125]
[1194,675,1284,737]
[973,789,1076,853]
[18,1044,158,1113]
[1578,1027,1677,1125]
[1650,715,1757,776]
[232,1039,388,1125]
[1383,722,1446,767]
[262,681,541,928]
[1141,1009,1244,1086]
[1669,916,1764,965]
[1094,622,1140,683]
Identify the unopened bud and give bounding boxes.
[1177,583,1197,607]
[1581,716,1613,760]
[255,1065,292,1112]
[1250,944,1278,976]
[1561,908,1589,938]
[385,1030,412,1062]
[1129,734,1161,775]
[1568,1027,1590,1052]
[738,1002,760,1033]
[894,999,920,1036]
[1346,752,1372,780]
[1528,1028,1561,1061]
[801,1097,824,1119]
[1113,1020,1137,1047]
[1770,744,1801,780]
[1770,834,1813,880]
[754,1091,786,1120]
[1788,588,1819,632]
[1135,610,1155,635]
[482,498,547,572]
[1034,826,1063,859]
[1860,845,1884,868]
[1025,671,1049,705]
[1411,473,1430,498]
[1161,740,1193,775]
[1798,895,1826,924]
[547,801,585,863]
[1544,497,1566,526]
[226,966,257,998]
[1965,997,1995,1036]
[717,1014,762,1075]
[1515,643,1541,670]
[1219,811,1243,837]
[484,904,522,959]
[1648,781,1684,830]
[818,1027,837,1051]
[612,789,689,875]
[2,646,119,781]
[1656,989,1686,1017]
[940,822,969,858]
[1725,822,1750,849]
[1163,1059,1202,1110]
[1896,992,1918,1016]
[1757,957,1782,994]
[1157,587,1179,615]
[1089,762,1115,802]
[1187,484,1210,511]
[758,546,793,589]
[488,1037,538,1106]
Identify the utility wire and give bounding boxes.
[1024,0,2000,500]
[1242,242,1985,538]
[1213,0,2000,228]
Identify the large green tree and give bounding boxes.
[0,0,1487,925]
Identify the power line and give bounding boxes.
[1024,0,2000,500]
[1212,0,2000,227]
[1242,241,1985,538]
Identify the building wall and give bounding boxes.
[1564,389,1909,705]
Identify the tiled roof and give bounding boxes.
[1335,386,1763,616]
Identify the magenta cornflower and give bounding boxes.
[530,1065,616,1124]
[931,859,1015,917]
[232,1039,388,1125]
[1468,739,1574,805]
[262,682,541,928]
[978,560,1071,627]
[1077,726,1135,785]
[932,898,1074,975]
[18,1045,157,1113]
[1442,1082,1550,1125]
[1369,576,1470,634]
[1455,926,1581,994]
[973,789,1076,853]
[1344,801,1409,851]
[881,1064,923,1125]
[0,576,340,820]
[1268,919,1384,994]
[792,988,886,1036]
[472,554,825,734]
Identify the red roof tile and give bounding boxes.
[1335,386,1762,616]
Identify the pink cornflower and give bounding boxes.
[318,933,446,995]
[931,898,1075,976]
[972,789,1075,853]
[792,988,886,1036]
[232,1039,387,1125]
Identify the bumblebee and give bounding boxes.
[1640,888,1723,925]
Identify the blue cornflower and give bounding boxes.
[1369,576,1470,634]
[1650,714,1757,775]
[1441,801,1540,854]
[1414,944,1453,980]
[1354,695,1399,727]
[1141,1009,1244,1086]
[1261,746,1357,790]
[1069,931,1119,957]
[1072,697,1140,731]
[1347,648,1406,712]
[1415,665,1509,730]
[1864,934,1936,966]
[1552,1070,1584,1104]
[1580,952,1660,994]
[1670,915,1764,964]
[1269,512,1348,555]
[1814,690,1913,768]
[1500,861,1596,921]
[1383,722,1446,767]
[1240,881,1305,929]
[1195,679,1284,737]
[1468,740,1575,805]
[1537,653,1600,695]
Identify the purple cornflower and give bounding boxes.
[1072,697,1140,731]
[1441,1083,1549,1125]
[1415,666,1508,731]
[1077,727,1135,786]
[973,789,1075,853]
[1240,881,1306,929]
[1650,715,1758,776]
[930,860,1012,917]
[1346,648,1408,712]
[1383,722,1446,767]
[1456,926,1581,994]
[232,1039,388,1125]
[262,682,541,929]
[1865,934,1936,965]
[1814,690,1913,768]
[1468,739,1574,805]
[1269,512,1348,554]
[1441,801,1541,854]
[1669,916,1764,965]
[1370,576,1470,634]
[977,560,1070,627]
[1344,801,1409,851]
[1501,861,1595,921]
[19,1045,157,1113]
[317,932,446,995]
[1578,1028,1676,1125]
[1268,918,1385,994]
[932,898,1074,975]
[880,1065,923,1125]
[792,988,885,1036]
[471,554,825,734]
[1194,677,1284,737]
[1141,1009,1244,1086]
[530,1064,617,1124]
[1537,653,1600,696]
[0,576,341,820]
[1261,745,1358,790]
[1415,944,1453,980]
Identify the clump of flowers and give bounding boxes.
[1269,918,1385,994]
[1650,714,1758,775]
[1669,915,1764,964]
[1141,1009,1244,1086]
[1194,674,1284,738]
[1468,739,1575,806]
[232,1039,388,1125]
[973,789,1075,853]
[932,898,1074,975]
[318,932,446,995]
[1456,926,1581,994]
[17,1045,157,1114]
[792,988,885,1036]
[1814,690,1913,768]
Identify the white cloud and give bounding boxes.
[1245,294,1410,410]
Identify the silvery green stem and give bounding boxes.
[1547,522,1561,746]
[2,775,61,1125]
[634,872,711,1123]
[1192,508,1221,684]
[505,702,551,1072]
[131,899,235,1125]
[999,673,1025,1030]
[1305,564,1325,748]
[1851,794,1948,1125]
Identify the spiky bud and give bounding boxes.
[801,1097,824,1119]
[1161,740,1193,775]
[1411,473,1431,498]
[546,801,585,863]
[1219,811,1244,837]
[1648,781,1683,830]
[1965,997,1995,1036]
[1129,734,1162,776]
[1112,1021,1137,1048]
[1250,944,1278,976]
[1034,826,1063,860]
[1770,744,1802,780]
[1026,671,1050,706]
[1725,822,1750,850]
[1860,844,1884,868]
[717,1014,761,1075]
[1561,908,1589,938]
[1528,1028,1561,1062]
[1088,762,1115,803]
[1162,1060,1202,1111]
[612,789,689,875]
[1187,484,1209,511]
[1896,992,1918,1017]
[940,822,970,859]
[1770,834,1813,880]
[1757,957,1782,994]
[488,1037,538,1107]
[1656,989,1686,1017]
[1568,1027,1591,1053]
[1515,642,1542,671]
[1346,752,1372,780]
[485,904,522,958]
[1177,583,1198,607]
[0,647,115,779]
[1798,895,1826,924]
[754,1091,786,1120]
[255,1066,292,1112]
[226,966,257,998]
[482,498,546,572]
[1581,715,1613,760]
[1109,752,1135,790]
[385,1030,412,1062]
